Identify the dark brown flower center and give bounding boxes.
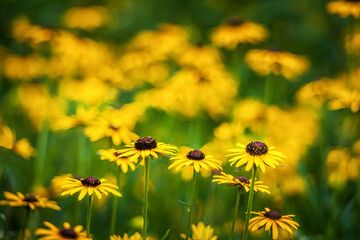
[234,176,250,184]
[227,18,244,26]
[24,195,38,202]
[264,210,282,220]
[81,177,101,187]
[134,137,157,150]
[186,150,205,160]
[59,228,78,239]
[245,142,268,156]
[109,125,118,130]
[347,0,360,2]
[267,46,283,52]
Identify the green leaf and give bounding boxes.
[178,199,190,207]
[160,229,170,240]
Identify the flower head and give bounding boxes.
[327,0,360,18]
[181,221,218,240]
[35,221,91,240]
[249,208,299,239]
[227,142,286,172]
[117,137,177,164]
[212,172,270,194]
[169,149,222,172]
[98,149,136,173]
[211,18,268,49]
[110,232,145,240]
[0,192,60,211]
[61,177,122,200]
[0,125,35,159]
[245,48,309,80]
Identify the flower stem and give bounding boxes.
[19,208,30,240]
[143,157,150,239]
[110,167,121,235]
[229,188,242,240]
[242,167,258,240]
[185,168,197,240]
[86,195,93,237]
[34,121,49,186]
[269,228,273,240]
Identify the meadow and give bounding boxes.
[0,0,359,239]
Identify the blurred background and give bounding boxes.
[0,0,359,239]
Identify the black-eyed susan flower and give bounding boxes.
[227,142,286,172]
[61,177,122,200]
[211,18,268,49]
[248,208,299,239]
[245,48,309,80]
[180,221,218,240]
[0,125,35,159]
[212,172,270,194]
[64,6,107,30]
[35,221,91,240]
[53,106,99,130]
[327,0,360,19]
[117,137,177,164]
[99,149,136,173]
[169,149,222,172]
[0,192,60,211]
[110,232,145,240]
[328,89,360,112]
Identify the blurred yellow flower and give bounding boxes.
[53,106,99,130]
[61,177,122,201]
[211,18,268,49]
[35,221,91,240]
[326,145,360,186]
[227,142,286,172]
[18,84,65,130]
[58,77,117,105]
[0,192,60,211]
[0,125,35,159]
[12,17,57,45]
[181,221,218,240]
[3,54,46,80]
[64,6,107,30]
[212,172,270,194]
[245,48,310,80]
[328,89,360,112]
[176,44,222,68]
[327,0,360,18]
[249,208,299,240]
[98,149,136,173]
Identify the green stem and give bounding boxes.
[229,189,242,240]
[269,228,273,240]
[110,167,121,235]
[34,121,49,186]
[242,167,258,240]
[347,18,355,89]
[143,157,150,239]
[77,130,87,175]
[263,74,274,105]
[19,208,30,240]
[86,195,93,237]
[185,168,197,240]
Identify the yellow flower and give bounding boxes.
[3,54,46,80]
[211,18,268,49]
[327,0,360,18]
[169,149,222,173]
[35,221,91,240]
[0,192,60,211]
[0,125,35,159]
[117,137,177,164]
[64,6,107,30]
[84,106,142,145]
[227,142,286,172]
[53,106,99,130]
[61,177,122,201]
[175,44,222,68]
[98,149,136,173]
[248,208,299,239]
[181,222,218,240]
[245,48,309,80]
[109,232,143,240]
[328,89,360,112]
[212,172,270,194]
